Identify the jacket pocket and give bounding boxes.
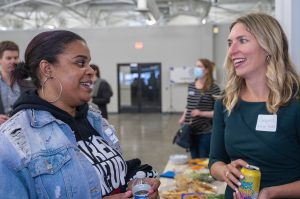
[29,147,71,177]
[28,147,73,198]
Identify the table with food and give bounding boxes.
[159,154,226,199]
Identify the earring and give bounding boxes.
[266,55,271,62]
[42,76,63,103]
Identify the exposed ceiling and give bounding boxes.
[0,0,275,30]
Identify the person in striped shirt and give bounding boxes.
[178,58,220,158]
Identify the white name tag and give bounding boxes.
[188,91,195,95]
[255,114,277,132]
[104,128,119,144]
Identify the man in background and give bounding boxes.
[0,41,21,124]
[0,41,34,124]
[90,64,113,119]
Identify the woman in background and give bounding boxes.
[90,64,113,119]
[0,30,159,199]
[178,58,220,158]
[209,13,300,199]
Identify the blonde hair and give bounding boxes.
[223,13,300,114]
[198,58,215,92]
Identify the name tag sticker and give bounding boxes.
[105,128,119,144]
[188,91,195,95]
[255,114,277,132]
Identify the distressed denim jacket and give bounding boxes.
[0,108,121,199]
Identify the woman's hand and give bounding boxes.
[178,116,185,125]
[128,178,161,199]
[178,110,187,125]
[191,110,214,118]
[0,114,9,124]
[145,178,160,199]
[191,109,202,117]
[233,191,242,199]
[103,191,132,199]
[222,159,248,192]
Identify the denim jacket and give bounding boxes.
[0,108,121,199]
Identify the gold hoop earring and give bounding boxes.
[42,76,63,103]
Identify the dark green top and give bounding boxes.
[209,99,300,199]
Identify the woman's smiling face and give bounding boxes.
[51,40,94,107]
[227,22,268,80]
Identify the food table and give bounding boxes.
[159,157,226,199]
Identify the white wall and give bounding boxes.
[213,24,230,89]
[275,0,300,72]
[0,24,230,113]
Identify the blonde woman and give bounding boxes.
[209,13,300,198]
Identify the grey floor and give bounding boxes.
[109,113,189,174]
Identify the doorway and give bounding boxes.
[118,63,161,113]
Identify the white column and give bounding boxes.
[275,0,300,72]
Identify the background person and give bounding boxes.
[178,58,220,158]
[209,13,300,199]
[0,41,33,123]
[0,30,159,199]
[90,64,113,119]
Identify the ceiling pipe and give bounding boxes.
[136,0,161,21]
[33,0,62,7]
[0,0,29,10]
[147,0,161,21]
[67,0,93,7]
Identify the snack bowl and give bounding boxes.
[169,154,189,164]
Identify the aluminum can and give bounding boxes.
[238,165,261,199]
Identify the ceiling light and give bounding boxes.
[146,19,156,25]
[213,25,219,34]
[44,25,56,29]
[0,26,8,30]
[136,0,148,11]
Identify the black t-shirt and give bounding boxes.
[77,134,127,196]
[68,106,127,196]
